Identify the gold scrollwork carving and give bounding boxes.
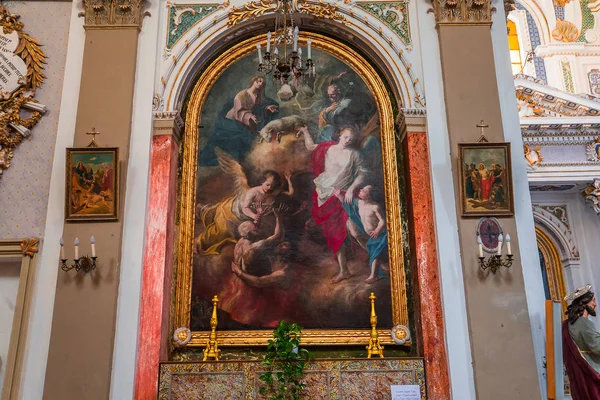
[296,1,349,25]
[228,0,348,27]
[81,0,149,28]
[428,0,494,25]
[228,0,277,26]
[0,7,47,183]
[552,19,579,43]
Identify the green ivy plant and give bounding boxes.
[259,321,310,400]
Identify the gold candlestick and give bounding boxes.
[366,292,384,358]
[203,295,221,361]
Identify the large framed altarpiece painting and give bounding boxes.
[173,34,410,347]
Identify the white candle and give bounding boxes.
[91,235,96,258]
[256,43,263,64]
[267,32,271,53]
[274,47,278,56]
[59,237,65,260]
[298,48,302,64]
[74,237,80,260]
[477,235,483,258]
[307,39,312,59]
[497,234,503,256]
[293,26,299,51]
[506,234,512,255]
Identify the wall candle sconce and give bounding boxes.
[60,236,98,273]
[477,233,513,273]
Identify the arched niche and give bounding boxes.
[171,31,413,348]
[158,12,422,115]
[535,226,567,314]
[513,0,552,45]
[532,204,580,307]
[532,205,580,263]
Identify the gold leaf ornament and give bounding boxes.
[552,18,579,43]
[228,0,277,26]
[20,237,39,258]
[15,31,46,90]
[553,0,572,7]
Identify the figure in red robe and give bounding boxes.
[562,284,600,400]
[302,126,368,283]
[478,163,494,200]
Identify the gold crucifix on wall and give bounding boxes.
[86,127,100,147]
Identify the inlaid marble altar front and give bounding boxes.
[159,358,426,399]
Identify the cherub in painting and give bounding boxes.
[333,185,387,284]
[195,148,294,255]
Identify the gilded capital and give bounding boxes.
[153,111,183,143]
[429,0,494,25]
[81,0,148,29]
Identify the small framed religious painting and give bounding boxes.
[65,147,119,222]
[458,142,514,217]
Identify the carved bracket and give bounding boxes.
[582,179,600,215]
[428,0,494,25]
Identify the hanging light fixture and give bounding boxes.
[256,0,315,85]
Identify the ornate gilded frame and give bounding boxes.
[65,147,120,222]
[0,238,38,400]
[173,33,409,346]
[458,142,514,217]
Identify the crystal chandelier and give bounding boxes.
[255,0,315,85]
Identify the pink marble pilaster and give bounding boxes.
[135,117,180,400]
[406,129,451,400]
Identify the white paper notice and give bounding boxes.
[390,385,421,400]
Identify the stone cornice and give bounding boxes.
[535,43,600,58]
[153,111,183,142]
[81,0,149,29]
[515,75,600,118]
[522,131,600,146]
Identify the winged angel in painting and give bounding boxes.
[191,59,393,331]
[195,148,294,255]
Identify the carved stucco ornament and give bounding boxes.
[586,138,600,162]
[0,6,47,183]
[428,0,494,24]
[552,18,579,43]
[80,0,150,28]
[228,0,349,27]
[554,0,572,7]
[523,144,543,169]
[581,179,600,215]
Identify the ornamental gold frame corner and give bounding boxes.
[173,33,409,347]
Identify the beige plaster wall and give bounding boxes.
[0,1,72,239]
[43,28,138,400]
[438,25,541,399]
